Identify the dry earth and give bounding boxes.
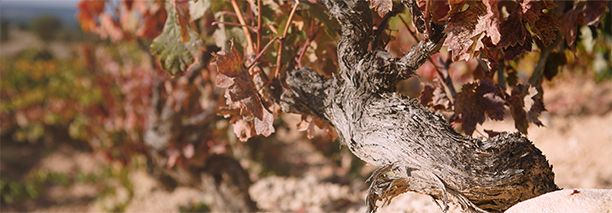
[9,75,612,213]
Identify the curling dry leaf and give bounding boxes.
[297,115,336,140]
[370,0,392,17]
[420,0,452,24]
[562,1,608,47]
[443,1,490,61]
[214,48,275,141]
[521,0,559,47]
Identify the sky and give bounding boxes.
[1,0,79,9]
[0,0,81,27]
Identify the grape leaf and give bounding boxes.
[507,84,546,134]
[521,1,560,47]
[370,0,392,17]
[151,1,197,75]
[214,48,275,141]
[420,81,451,111]
[137,7,167,40]
[454,81,505,135]
[562,1,609,47]
[77,0,105,32]
[443,1,490,61]
[297,115,336,140]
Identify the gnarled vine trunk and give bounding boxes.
[281,0,558,212]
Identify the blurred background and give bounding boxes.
[0,0,611,212]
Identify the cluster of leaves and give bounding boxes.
[375,0,609,135]
[76,0,610,142]
[0,48,146,208]
[0,49,102,142]
[125,0,339,142]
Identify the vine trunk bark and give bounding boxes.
[280,0,558,212]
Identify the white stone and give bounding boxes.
[506,189,612,213]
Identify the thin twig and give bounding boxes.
[212,21,257,31]
[295,24,320,67]
[399,15,420,43]
[257,0,262,53]
[497,59,505,90]
[529,36,561,85]
[273,0,300,78]
[373,5,402,50]
[246,37,279,71]
[230,0,255,55]
[400,16,456,100]
[215,11,238,18]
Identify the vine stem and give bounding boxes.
[246,37,279,71]
[399,16,456,100]
[295,25,320,67]
[273,0,300,78]
[257,0,262,53]
[230,0,255,55]
[529,35,561,86]
[211,21,256,30]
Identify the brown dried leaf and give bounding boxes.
[508,84,529,134]
[233,119,256,142]
[526,86,545,127]
[370,0,392,17]
[498,2,532,59]
[215,47,275,141]
[254,109,274,137]
[429,0,451,24]
[419,84,435,107]
[215,48,243,77]
[454,81,505,135]
[444,1,493,61]
[521,0,560,47]
[562,1,608,47]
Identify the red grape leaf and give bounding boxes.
[443,1,490,61]
[454,81,505,135]
[507,84,546,134]
[562,1,609,47]
[419,84,435,106]
[77,0,105,32]
[137,3,167,40]
[521,0,560,47]
[508,84,529,134]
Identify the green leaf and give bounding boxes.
[150,1,198,75]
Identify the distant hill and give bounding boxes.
[0,1,79,29]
